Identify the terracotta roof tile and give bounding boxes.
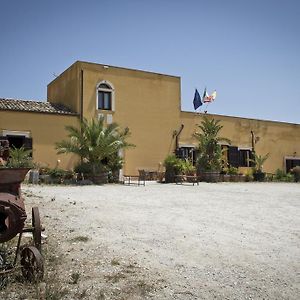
[0,98,77,115]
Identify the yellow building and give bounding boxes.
[1,60,300,174]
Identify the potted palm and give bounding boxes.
[250,152,269,182]
[56,117,134,184]
[194,117,230,182]
[182,159,196,176]
[163,155,183,183]
[0,145,34,185]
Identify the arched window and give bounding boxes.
[97,81,114,111]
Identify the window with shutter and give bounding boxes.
[24,138,33,151]
[228,146,239,167]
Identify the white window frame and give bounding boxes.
[238,147,252,167]
[2,130,30,138]
[96,80,115,111]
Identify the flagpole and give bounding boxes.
[204,102,209,113]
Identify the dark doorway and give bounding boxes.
[6,135,25,149]
[286,159,300,173]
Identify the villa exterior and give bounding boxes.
[1,61,300,175]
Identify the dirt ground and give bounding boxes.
[0,182,299,299]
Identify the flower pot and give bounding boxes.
[200,171,220,183]
[220,174,230,182]
[253,172,266,182]
[91,172,108,184]
[165,167,176,183]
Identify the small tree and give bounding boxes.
[163,154,183,183]
[250,152,269,174]
[249,152,269,182]
[56,117,134,179]
[194,117,230,172]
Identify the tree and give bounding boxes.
[56,117,134,175]
[250,152,269,174]
[194,117,230,172]
[249,152,270,182]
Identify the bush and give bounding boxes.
[163,155,183,183]
[5,146,34,168]
[227,166,239,175]
[74,161,107,176]
[46,168,74,179]
[275,169,294,182]
[275,169,285,181]
[181,159,196,175]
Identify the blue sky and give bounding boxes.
[0,0,299,124]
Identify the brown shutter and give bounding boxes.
[228,146,239,167]
[23,137,33,151]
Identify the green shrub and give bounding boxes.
[74,161,107,176]
[275,169,294,182]
[46,168,74,179]
[275,169,285,181]
[181,159,196,175]
[5,146,34,168]
[227,166,239,175]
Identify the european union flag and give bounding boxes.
[193,89,202,110]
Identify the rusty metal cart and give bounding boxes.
[0,168,44,282]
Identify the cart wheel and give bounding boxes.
[32,207,42,252]
[20,246,44,282]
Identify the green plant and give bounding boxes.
[163,155,183,183]
[275,169,286,181]
[5,146,34,168]
[194,117,230,172]
[250,152,269,173]
[163,155,184,173]
[245,170,253,182]
[74,161,107,176]
[46,168,74,179]
[164,154,180,169]
[181,159,196,175]
[227,166,239,175]
[56,117,134,176]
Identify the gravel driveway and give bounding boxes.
[1,182,299,299]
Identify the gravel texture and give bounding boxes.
[0,182,299,299]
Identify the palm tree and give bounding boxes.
[250,152,269,173]
[56,117,134,176]
[194,117,230,172]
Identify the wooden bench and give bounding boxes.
[174,175,199,186]
[122,175,145,186]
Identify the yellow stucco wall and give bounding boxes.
[47,62,81,113]
[46,61,300,175]
[48,61,182,175]
[179,112,300,173]
[0,111,79,170]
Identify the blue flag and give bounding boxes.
[193,89,202,110]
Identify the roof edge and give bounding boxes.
[181,110,300,126]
